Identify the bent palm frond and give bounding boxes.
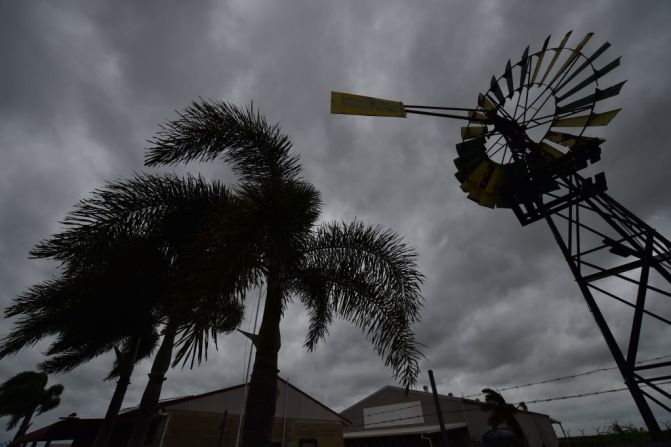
[145,100,302,184]
[37,384,64,415]
[295,221,424,388]
[32,173,231,265]
[172,296,245,369]
[1,279,73,357]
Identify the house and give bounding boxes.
[13,378,349,447]
[152,377,348,447]
[340,386,558,447]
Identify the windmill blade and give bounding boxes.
[545,131,605,150]
[531,35,551,84]
[468,111,489,121]
[556,58,621,102]
[518,46,530,91]
[490,76,506,104]
[551,109,621,127]
[455,156,486,181]
[539,31,573,85]
[540,142,565,159]
[461,125,488,139]
[503,60,515,98]
[555,42,612,92]
[478,93,497,111]
[548,33,594,88]
[466,189,497,208]
[456,136,487,157]
[460,160,502,208]
[556,81,626,114]
[454,137,487,181]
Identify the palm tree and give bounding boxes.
[481,388,528,446]
[1,173,244,447]
[1,262,161,447]
[145,100,425,446]
[0,371,63,441]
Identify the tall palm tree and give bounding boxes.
[0,371,63,441]
[1,173,244,447]
[145,100,425,446]
[481,388,528,446]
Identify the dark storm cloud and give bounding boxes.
[2,0,671,441]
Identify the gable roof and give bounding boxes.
[341,385,552,419]
[340,385,399,414]
[151,377,350,425]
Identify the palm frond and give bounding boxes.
[296,221,424,387]
[145,100,302,185]
[291,268,333,350]
[169,191,268,303]
[0,279,74,358]
[3,262,161,362]
[31,173,231,265]
[39,346,108,375]
[236,179,321,262]
[37,384,64,415]
[172,296,245,369]
[7,172,244,389]
[4,278,67,318]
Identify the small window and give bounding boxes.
[299,439,317,447]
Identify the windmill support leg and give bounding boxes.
[545,214,665,442]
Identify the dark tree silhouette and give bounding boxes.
[0,371,63,442]
[145,100,425,446]
[1,174,244,447]
[1,271,159,447]
[481,388,528,447]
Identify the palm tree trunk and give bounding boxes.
[127,321,177,447]
[93,337,142,447]
[13,409,35,441]
[241,273,283,447]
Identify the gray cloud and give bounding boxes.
[2,0,671,441]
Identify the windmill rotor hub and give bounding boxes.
[454,32,622,212]
[488,113,535,156]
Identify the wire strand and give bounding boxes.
[463,353,671,398]
[344,381,671,431]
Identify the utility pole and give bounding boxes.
[429,370,450,447]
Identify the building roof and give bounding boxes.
[12,417,99,443]
[341,385,553,419]
[123,376,350,425]
[18,377,348,444]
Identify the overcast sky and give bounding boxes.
[2,0,671,442]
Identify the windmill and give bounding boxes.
[331,31,671,442]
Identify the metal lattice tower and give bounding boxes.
[331,31,671,442]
